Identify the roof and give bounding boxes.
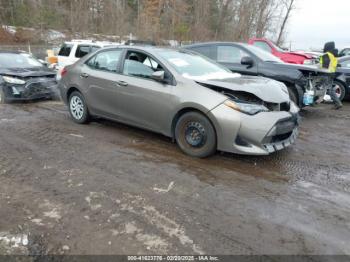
[99,45,179,53]
[183,42,247,48]
[63,40,120,47]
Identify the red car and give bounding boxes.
[248,38,313,64]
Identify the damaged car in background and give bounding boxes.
[184,42,332,107]
[0,51,58,103]
[59,46,299,157]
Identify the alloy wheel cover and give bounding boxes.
[70,96,84,120]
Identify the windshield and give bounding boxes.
[0,53,43,69]
[270,42,285,52]
[246,45,283,63]
[158,50,240,81]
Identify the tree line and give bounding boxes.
[0,0,296,45]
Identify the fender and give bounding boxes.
[294,84,304,107]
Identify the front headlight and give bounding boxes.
[280,84,289,95]
[3,76,26,85]
[303,59,313,65]
[224,100,269,115]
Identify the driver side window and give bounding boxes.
[217,45,249,63]
[123,51,165,79]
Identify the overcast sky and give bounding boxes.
[287,0,350,51]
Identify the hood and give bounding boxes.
[274,63,331,74]
[0,67,56,78]
[196,75,289,103]
[288,51,313,59]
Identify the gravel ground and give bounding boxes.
[0,100,349,256]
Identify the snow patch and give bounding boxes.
[153,181,175,193]
[47,30,66,41]
[0,232,29,252]
[2,25,17,35]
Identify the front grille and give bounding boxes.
[271,132,293,143]
[280,102,290,111]
[25,80,56,97]
[275,118,297,135]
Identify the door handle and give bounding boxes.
[80,73,89,78]
[115,81,128,87]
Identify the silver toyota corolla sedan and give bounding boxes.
[59,46,299,157]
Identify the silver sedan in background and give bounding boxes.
[59,46,299,157]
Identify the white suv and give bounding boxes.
[56,40,119,79]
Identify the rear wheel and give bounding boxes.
[175,112,216,158]
[68,91,90,124]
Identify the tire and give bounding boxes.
[0,87,8,104]
[175,112,216,158]
[287,86,298,105]
[68,91,90,124]
[333,80,346,101]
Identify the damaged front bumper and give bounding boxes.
[263,124,299,154]
[208,101,300,155]
[2,78,57,101]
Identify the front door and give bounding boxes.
[112,50,176,132]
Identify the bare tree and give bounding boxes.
[276,0,296,45]
[0,0,296,45]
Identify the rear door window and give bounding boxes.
[191,46,216,60]
[75,45,90,58]
[86,49,122,72]
[58,44,73,57]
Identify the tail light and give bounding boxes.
[61,67,68,77]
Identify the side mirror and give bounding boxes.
[151,71,165,82]
[241,56,254,68]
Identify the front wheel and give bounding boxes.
[175,112,216,158]
[68,91,90,124]
[333,81,346,101]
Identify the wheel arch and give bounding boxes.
[66,86,83,102]
[170,106,218,142]
[283,82,304,107]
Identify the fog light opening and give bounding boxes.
[235,136,252,147]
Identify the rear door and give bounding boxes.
[216,45,258,75]
[79,49,124,118]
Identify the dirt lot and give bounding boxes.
[0,100,350,256]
